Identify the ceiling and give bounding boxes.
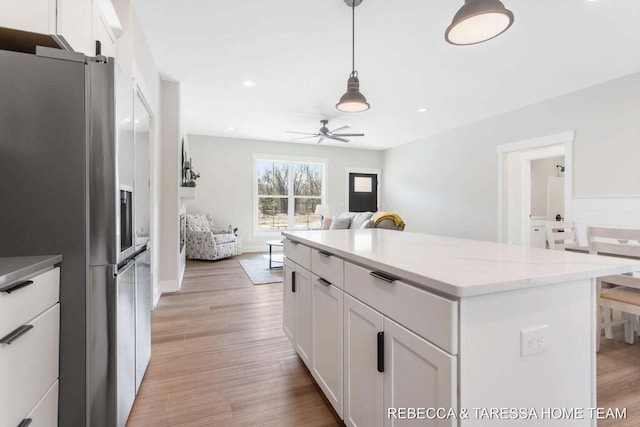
[133,0,640,150]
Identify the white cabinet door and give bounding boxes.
[383,318,457,427]
[283,259,296,343]
[0,0,56,34]
[312,275,344,418]
[295,265,312,368]
[57,0,93,54]
[344,294,384,427]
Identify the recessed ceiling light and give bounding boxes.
[134,119,140,124]
[418,108,427,113]
[227,127,235,131]
[242,80,256,87]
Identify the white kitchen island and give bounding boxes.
[281,229,640,426]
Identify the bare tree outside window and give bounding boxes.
[257,160,323,230]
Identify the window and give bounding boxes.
[256,159,324,231]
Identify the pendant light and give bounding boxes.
[445,0,514,46]
[336,0,370,113]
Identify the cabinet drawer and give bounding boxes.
[311,249,344,289]
[284,239,311,270]
[0,304,60,427]
[23,381,59,427]
[0,267,60,338]
[345,263,458,355]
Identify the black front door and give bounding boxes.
[348,173,378,212]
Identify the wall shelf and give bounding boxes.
[179,187,197,200]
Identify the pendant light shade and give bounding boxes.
[336,72,370,112]
[445,0,514,46]
[336,0,370,113]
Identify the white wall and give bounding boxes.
[186,135,383,252]
[158,80,182,291]
[383,71,640,242]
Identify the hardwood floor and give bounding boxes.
[127,256,342,427]
[597,333,640,426]
[129,255,640,426]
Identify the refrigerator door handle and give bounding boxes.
[117,260,135,276]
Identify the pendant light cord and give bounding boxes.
[351,1,355,74]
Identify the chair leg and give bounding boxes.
[603,307,614,339]
[624,313,635,344]
[597,305,602,353]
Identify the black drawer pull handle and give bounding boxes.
[370,271,397,283]
[317,277,331,287]
[377,332,384,373]
[0,325,34,345]
[318,250,331,258]
[18,419,32,427]
[1,280,34,294]
[292,271,296,293]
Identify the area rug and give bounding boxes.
[238,254,284,285]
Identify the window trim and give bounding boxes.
[253,154,328,237]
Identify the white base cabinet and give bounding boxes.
[383,318,457,427]
[311,274,343,418]
[0,263,60,427]
[284,239,457,427]
[344,294,384,427]
[283,259,296,343]
[283,258,312,369]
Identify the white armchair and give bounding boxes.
[185,214,238,261]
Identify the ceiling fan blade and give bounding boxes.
[332,133,364,137]
[286,131,320,136]
[292,135,320,140]
[329,136,350,143]
[330,125,350,133]
[317,137,325,144]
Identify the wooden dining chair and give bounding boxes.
[545,220,578,250]
[587,226,640,351]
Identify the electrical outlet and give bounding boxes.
[520,325,549,357]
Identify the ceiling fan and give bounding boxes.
[286,119,364,144]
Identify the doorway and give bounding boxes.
[345,167,381,213]
[497,131,574,245]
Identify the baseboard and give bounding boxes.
[153,286,162,308]
[159,279,179,294]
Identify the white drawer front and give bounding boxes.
[0,267,60,338]
[0,304,60,427]
[284,239,311,270]
[345,263,458,355]
[311,249,344,289]
[24,381,59,427]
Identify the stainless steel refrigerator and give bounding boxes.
[0,30,152,427]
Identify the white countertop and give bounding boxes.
[282,229,640,298]
[0,255,62,288]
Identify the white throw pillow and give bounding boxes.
[351,212,374,229]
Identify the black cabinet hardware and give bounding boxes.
[292,271,296,293]
[370,271,398,283]
[317,277,331,287]
[1,280,34,294]
[18,419,33,427]
[318,250,331,257]
[377,332,384,373]
[0,325,34,345]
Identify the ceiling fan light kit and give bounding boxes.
[445,0,514,46]
[336,0,370,113]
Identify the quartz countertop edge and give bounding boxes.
[282,230,640,298]
[0,255,63,288]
